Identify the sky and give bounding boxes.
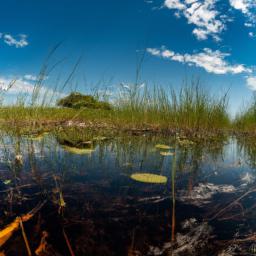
[0,0,256,114]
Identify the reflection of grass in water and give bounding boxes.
[54,127,105,148]
[171,150,176,242]
[27,133,48,141]
[236,136,256,168]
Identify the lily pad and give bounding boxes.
[155,144,172,150]
[131,173,167,184]
[62,145,95,155]
[160,151,175,156]
[3,180,11,185]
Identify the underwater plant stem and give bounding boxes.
[171,152,176,242]
[19,218,32,256]
[63,228,75,256]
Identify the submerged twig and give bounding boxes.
[19,217,32,256]
[63,228,75,256]
[210,188,256,220]
[0,200,46,248]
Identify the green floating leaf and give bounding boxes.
[160,151,175,156]
[3,180,11,185]
[155,144,172,150]
[131,173,167,184]
[62,145,95,155]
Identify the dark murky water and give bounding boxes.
[0,133,256,255]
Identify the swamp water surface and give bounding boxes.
[0,133,256,255]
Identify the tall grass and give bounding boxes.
[234,94,256,132]
[115,80,230,132]
[0,79,231,135]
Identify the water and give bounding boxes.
[0,132,256,255]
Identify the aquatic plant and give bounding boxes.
[160,151,174,156]
[234,95,256,132]
[62,145,95,155]
[130,173,167,184]
[155,144,172,150]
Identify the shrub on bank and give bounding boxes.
[57,92,112,110]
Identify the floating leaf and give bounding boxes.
[81,141,93,145]
[3,180,11,185]
[131,173,167,184]
[155,144,172,150]
[62,145,95,155]
[59,192,66,208]
[160,151,175,156]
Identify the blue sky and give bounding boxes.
[0,0,256,114]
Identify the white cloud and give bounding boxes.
[249,31,255,37]
[0,76,64,105]
[229,0,256,26]
[230,0,249,13]
[24,74,38,81]
[164,0,225,41]
[2,34,28,48]
[0,77,34,94]
[246,76,256,90]
[165,0,186,10]
[147,47,252,74]
[245,22,253,27]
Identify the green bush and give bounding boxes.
[57,92,112,110]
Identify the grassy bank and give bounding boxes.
[234,95,256,133]
[0,83,231,136]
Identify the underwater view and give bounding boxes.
[0,130,256,255]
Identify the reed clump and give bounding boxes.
[234,95,256,133]
[114,82,230,133]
